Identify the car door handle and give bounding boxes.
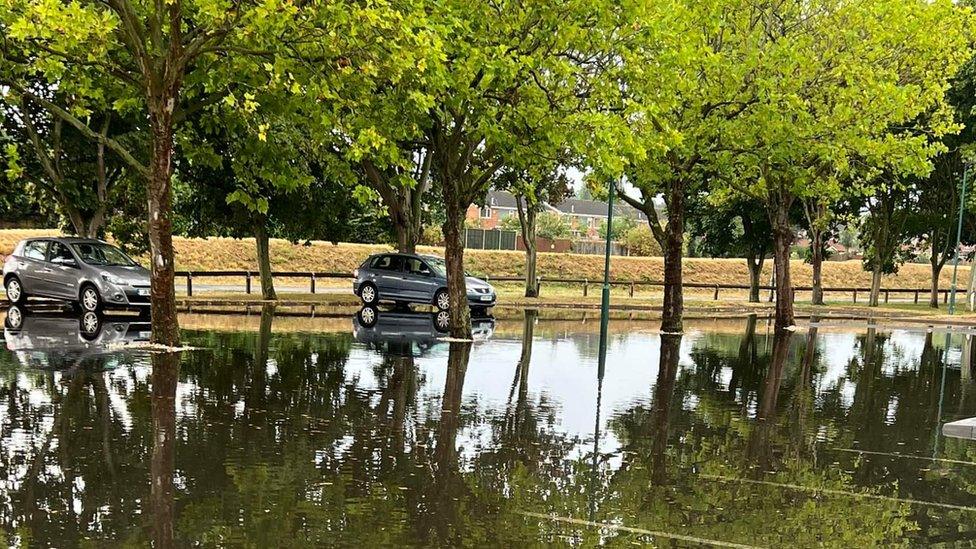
[38,268,52,273]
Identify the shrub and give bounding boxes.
[623,224,662,256]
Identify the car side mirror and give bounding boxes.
[52,257,77,268]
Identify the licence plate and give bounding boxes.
[480,295,492,302]
[139,331,152,338]
[137,289,150,296]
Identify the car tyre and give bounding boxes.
[358,306,379,328]
[79,311,102,341]
[433,310,450,333]
[5,276,25,304]
[80,284,101,312]
[360,283,378,306]
[434,289,450,311]
[4,305,25,331]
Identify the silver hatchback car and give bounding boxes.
[353,253,496,312]
[3,237,151,313]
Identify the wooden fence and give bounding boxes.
[174,270,954,304]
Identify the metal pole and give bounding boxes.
[598,178,616,378]
[949,163,969,315]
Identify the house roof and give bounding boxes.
[482,191,650,221]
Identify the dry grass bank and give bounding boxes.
[2,229,969,290]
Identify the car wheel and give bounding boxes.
[4,305,25,331]
[360,283,378,306]
[5,276,25,304]
[358,306,378,328]
[434,289,450,311]
[80,284,101,312]
[79,311,102,341]
[433,310,450,333]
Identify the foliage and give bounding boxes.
[499,212,571,240]
[623,224,662,256]
[598,216,637,241]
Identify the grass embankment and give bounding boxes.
[1,228,969,290]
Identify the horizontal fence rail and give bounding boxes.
[173,270,955,304]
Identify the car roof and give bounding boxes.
[23,236,107,245]
[371,252,443,261]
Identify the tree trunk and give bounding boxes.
[746,253,763,303]
[395,222,418,255]
[516,199,539,298]
[254,220,277,300]
[810,228,824,305]
[660,184,685,333]
[770,197,795,332]
[150,351,180,549]
[967,261,976,311]
[869,266,882,307]
[651,334,681,485]
[442,199,471,338]
[930,251,943,309]
[147,114,180,346]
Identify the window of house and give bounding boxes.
[480,206,492,219]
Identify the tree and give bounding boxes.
[713,0,970,331]
[495,164,572,297]
[615,0,767,334]
[688,197,774,303]
[856,180,915,307]
[906,52,976,308]
[410,0,632,337]
[0,90,140,237]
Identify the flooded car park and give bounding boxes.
[1,307,976,546]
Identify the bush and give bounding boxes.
[420,225,443,246]
[623,224,662,256]
[499,211,572,239]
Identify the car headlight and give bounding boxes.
[101,274,126,285]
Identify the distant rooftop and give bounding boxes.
[482,190,654,221]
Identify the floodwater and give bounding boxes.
[2,305,976,547]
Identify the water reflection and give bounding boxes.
[1,307,976,545]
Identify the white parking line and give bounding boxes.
[518,511,764,548]
[830,447,976,467]
[700,474,976,513]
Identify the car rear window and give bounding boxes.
[22,241,48,260]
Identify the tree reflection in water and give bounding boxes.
[2,311,976,545]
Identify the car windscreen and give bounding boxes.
[71,242,137,267]
[425,258,448,277]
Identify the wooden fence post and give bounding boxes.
[245,272,251,294]
[536,276,542,297]
[884,290,889,304]
[714,285,719,300]
[187,273,193,297]
[583,279,588,297]
[914,290,919,304]
[853,289,857,303]
[630,282,635,297]
[310,273,316,294]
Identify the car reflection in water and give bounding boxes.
[353,306,495,356]
[2,304,151,371]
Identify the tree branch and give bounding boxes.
[11,84,150,178]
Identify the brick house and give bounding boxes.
[466,191,650,239]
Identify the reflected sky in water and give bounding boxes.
[2,307,976,547]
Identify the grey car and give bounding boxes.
[352,253,496,312]
[3,237,151,313]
